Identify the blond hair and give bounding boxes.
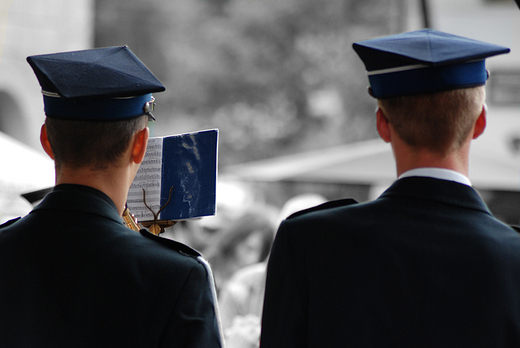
[378,86,485,155]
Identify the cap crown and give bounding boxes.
[27,46,165,120]
[353,29,510,72]
[352,29,510,99]
[27,46,165,100]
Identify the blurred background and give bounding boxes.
[0,0,519,225]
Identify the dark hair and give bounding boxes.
[45,115,148,170]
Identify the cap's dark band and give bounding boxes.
[43,93,153,120]
[369,60,487,99]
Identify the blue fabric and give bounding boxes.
[27,46,164,99]
[353,29,510,70]
[369,60,487,99]
[43,93,152,120]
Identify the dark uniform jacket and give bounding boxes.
[260,177,520,348]
[0,184,223,348]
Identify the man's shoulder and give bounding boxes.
[286,198,358,221]
[138,228,201,258]
[0,217,21,230]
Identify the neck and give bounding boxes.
[55,163,137,216]
[392,136,472,178]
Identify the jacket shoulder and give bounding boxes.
[139,228,201,257]
[0,217,21,230]
[287,198,358,220]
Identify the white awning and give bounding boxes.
[225,107,520,192]
[0,131,54,222]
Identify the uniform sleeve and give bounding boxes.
[160,259,224,348]
[260,221,307,348]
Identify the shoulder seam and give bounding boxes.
[287,198,358,220]
[0,217,21,229]
[139,229,201,257]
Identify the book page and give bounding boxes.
[127,137,163,221]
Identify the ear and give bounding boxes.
[376,108,392,143]
[131,127,149,164]
[472,104,487,140]
[40,124,55,160]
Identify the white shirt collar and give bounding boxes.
[398,168,472,186]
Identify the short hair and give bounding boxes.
[45,115,149,170]
[378,86,485,155]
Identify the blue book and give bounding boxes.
[127,129,218,222]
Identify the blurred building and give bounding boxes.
[0,0,94,221]
[0,0,93,148]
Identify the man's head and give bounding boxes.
[27,46,165,170]
[353,29,508,155]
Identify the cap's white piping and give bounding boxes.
[367,59,485,76]
[41,90,60,98]
[41,90,140,100]
[367,64,428,76]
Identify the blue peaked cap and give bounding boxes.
[27,46,165,121]
[353,29,510,99]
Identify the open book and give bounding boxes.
[127,129,218,222]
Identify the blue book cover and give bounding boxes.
[127,129,218,221]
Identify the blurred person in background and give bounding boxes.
[223,194,326,348]
[206,207,276,295]
[161,180,254,254]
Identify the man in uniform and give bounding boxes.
[0,46,223,347]
[260,29,520,347]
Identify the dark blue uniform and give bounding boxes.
[261,177,520,347]
[0,184,222,347]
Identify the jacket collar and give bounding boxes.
[380,177,492,216]
[32,184,123,225]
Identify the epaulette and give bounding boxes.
[0,217,21,229]
[287,198,358,220]
[139,228,201,257]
